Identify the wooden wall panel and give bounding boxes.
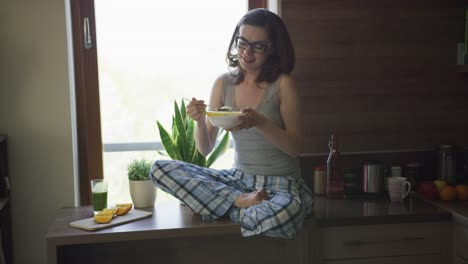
[282,0,468,153]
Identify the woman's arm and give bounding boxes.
[259,75,303,157]
[189,75,224,156]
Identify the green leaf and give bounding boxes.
[174,101,188,161]
[156,99,229,168]
[180,99,187,124]
[175,133,186,161]
[171,116,178,139]
[157,121,181,160]
[186,119,197,163]
[207,130,230,167]
[192,151,207,167]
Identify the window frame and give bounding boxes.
[70,0,267,205]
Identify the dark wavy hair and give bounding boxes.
[226,8,295,84]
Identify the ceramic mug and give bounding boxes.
[387,176,411,202]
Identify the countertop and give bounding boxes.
[47,195,467,264]
[47,198,241,246]
[312,194,452,227]
[411,193,468,226]
[48,194,459,246]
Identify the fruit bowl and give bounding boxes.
[206,111,242,129]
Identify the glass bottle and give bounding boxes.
[327,131,344,199]
[314,165,327,195]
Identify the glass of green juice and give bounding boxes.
[91,179,108,214]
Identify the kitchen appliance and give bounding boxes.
[363,161,384,194]
[437,145,456,185]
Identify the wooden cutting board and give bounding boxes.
[69,209,152,231]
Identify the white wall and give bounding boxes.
[0,0,76,263]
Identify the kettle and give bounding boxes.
[363,161,384,193]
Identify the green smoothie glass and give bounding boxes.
[91,179,108,214]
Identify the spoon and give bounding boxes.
[182,98,232,112]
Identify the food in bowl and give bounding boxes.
[206,110,242,129]
[216,106,233,112]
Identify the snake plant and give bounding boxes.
[156,100,230,168]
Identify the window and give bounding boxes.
[71,0,268,205]
[95,0,246,204]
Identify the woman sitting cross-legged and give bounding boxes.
[150,8,313,239]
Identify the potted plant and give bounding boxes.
[127,158,156,208]
[156,100,230,167]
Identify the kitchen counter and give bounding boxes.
[312,195,452,227]
[412,194,468,226]
[47,199,239,245]
[46,198,308,264]
[47,195,460,264]
[47,195,453,243]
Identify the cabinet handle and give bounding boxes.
[343,236,424,246]
[4,177,9,192]
[343,240,365,246]
[403,236,424,241]
[0,151,4,177]
[83,17,92,49]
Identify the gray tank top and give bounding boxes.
[221,73,300,178]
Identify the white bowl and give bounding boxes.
[206,111,242,129]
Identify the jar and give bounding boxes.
[391,166,402,177]
[314,165,326,195]
[344,168,360,194]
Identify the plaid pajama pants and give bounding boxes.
[150,159,313,239]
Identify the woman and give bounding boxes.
[150,8,312,239]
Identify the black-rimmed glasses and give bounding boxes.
[235,36,269,54]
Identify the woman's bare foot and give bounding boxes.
[234,189,269,208]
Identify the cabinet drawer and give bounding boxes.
[323,254,441,264]
[455,224,468,260]
[321,222,445,260]
[456,257,468,264]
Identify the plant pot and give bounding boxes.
[129,180,157,208]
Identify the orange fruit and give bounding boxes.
[116,203,133,209]
[116,203,133,208]
[95,210,114,216]
[115,203,132,216]
[94,214,113,223]
[103,208,118,216]
[439,185,457,201]
[115,207,129,216]
[456,185,468,201]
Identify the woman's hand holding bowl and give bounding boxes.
[226,107,265,131]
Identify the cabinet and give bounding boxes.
[0,136,12,264]
[459,65,468,73]
[0,136,9,197]
[312,222,452,264]
[454,223,468,264]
